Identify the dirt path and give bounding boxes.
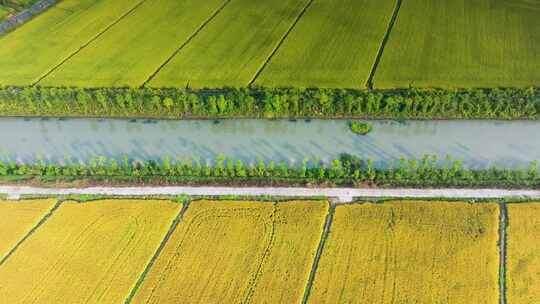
[1,186,540,202]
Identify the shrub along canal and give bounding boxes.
[0,118,538,169]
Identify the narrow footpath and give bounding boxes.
[1,186,540,202]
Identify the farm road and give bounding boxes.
[1,186,540,202]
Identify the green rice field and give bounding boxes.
[0,0,538,89]
[254,0,396,89]
[0,0,143,86]
[149,0,310,89]
[42,0,226,87]
[374,0,540,89]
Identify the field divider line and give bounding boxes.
[366,0,403,89]
[32,0,149,86]
[124,200,191,304]
[301,202,335,304]
[141,0,232,87]
[247,0,315,86]
[498,202,508,304]
[0,199,62,267]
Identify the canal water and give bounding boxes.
[0,118,538,168]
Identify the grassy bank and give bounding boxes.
[0,86,538,120]
[0,155,538,189]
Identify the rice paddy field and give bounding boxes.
[0,199,181,303]
[149,0,310,89]
[374,0,540,89]
[0,198,538,303]
[131,200,328,303]
[254,0,396,89]
[0,199,56,260]
[507,203,540,304]
[0,0,537,89]
[41,0,227,87]
[0,0,143,86]
[308,201,500,304]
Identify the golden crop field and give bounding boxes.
[0,199,56,260]
[131,200,328,303]
[308,201,499,304]
[0,199,181,304]
[507,203,540,304]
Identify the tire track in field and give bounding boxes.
[366,0,403,89]
[242,202,278,303]
[0,199,62,267]
[124,200,190,304]
[301,202,335,304]
[141,0,233,87]
[33,0,149,86]
[247,0,315,86]
[498,202,508,304]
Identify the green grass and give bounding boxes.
[374,0,540,89]
[42,0,227,88]
[254,0,395,89]
[0,6,11,21]
[0,0,144,86]
[149,0,310,89]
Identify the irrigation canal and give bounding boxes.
[0,117,539,168]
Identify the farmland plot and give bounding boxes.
[131,200,327,303]
[42,0,227,87]
[507,203,540,303]
[374,0,540,88]
[308,201,499,304]
[0,199,181,304]
[150,0,310,89]
[0,0,144,86]
[0,199,56,260]
[254,0,395,89]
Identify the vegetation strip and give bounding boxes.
[33,0,148,86]
[0,154,538,188]
[366,0,402,89]
[0,87,538,120]
[124,200,190,304]
[142,0,233,87]
[301,203,335,304]
[498,202,508,304]
[247,0,315,86]
[0,199,61,266]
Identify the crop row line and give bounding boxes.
[32,0,149,86]
[0,199,62,266]
[123,199,190,304]
[141,0,233,87]
[247,0,316,86]
[498,202,508,304]
[301,202,335,304]
[366,0,403,89]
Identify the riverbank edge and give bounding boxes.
[0,86,538,120]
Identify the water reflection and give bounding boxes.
[0,118,538,169]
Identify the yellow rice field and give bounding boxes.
[0,199,56,260]
[507,203,540,304]
[131,200,328,303]
[0,199,181,304]
[308,201,499,304]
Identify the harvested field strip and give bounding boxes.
[0,0,145,86]
[0,199,181,304]
[0,199,57,261]
[131,200,328,303]
[254,0,395,89]
[42,0,228,87]
[506,203,540,303]
[308,201,500,304]
[374,0,540,88]
[149,0,311,89]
